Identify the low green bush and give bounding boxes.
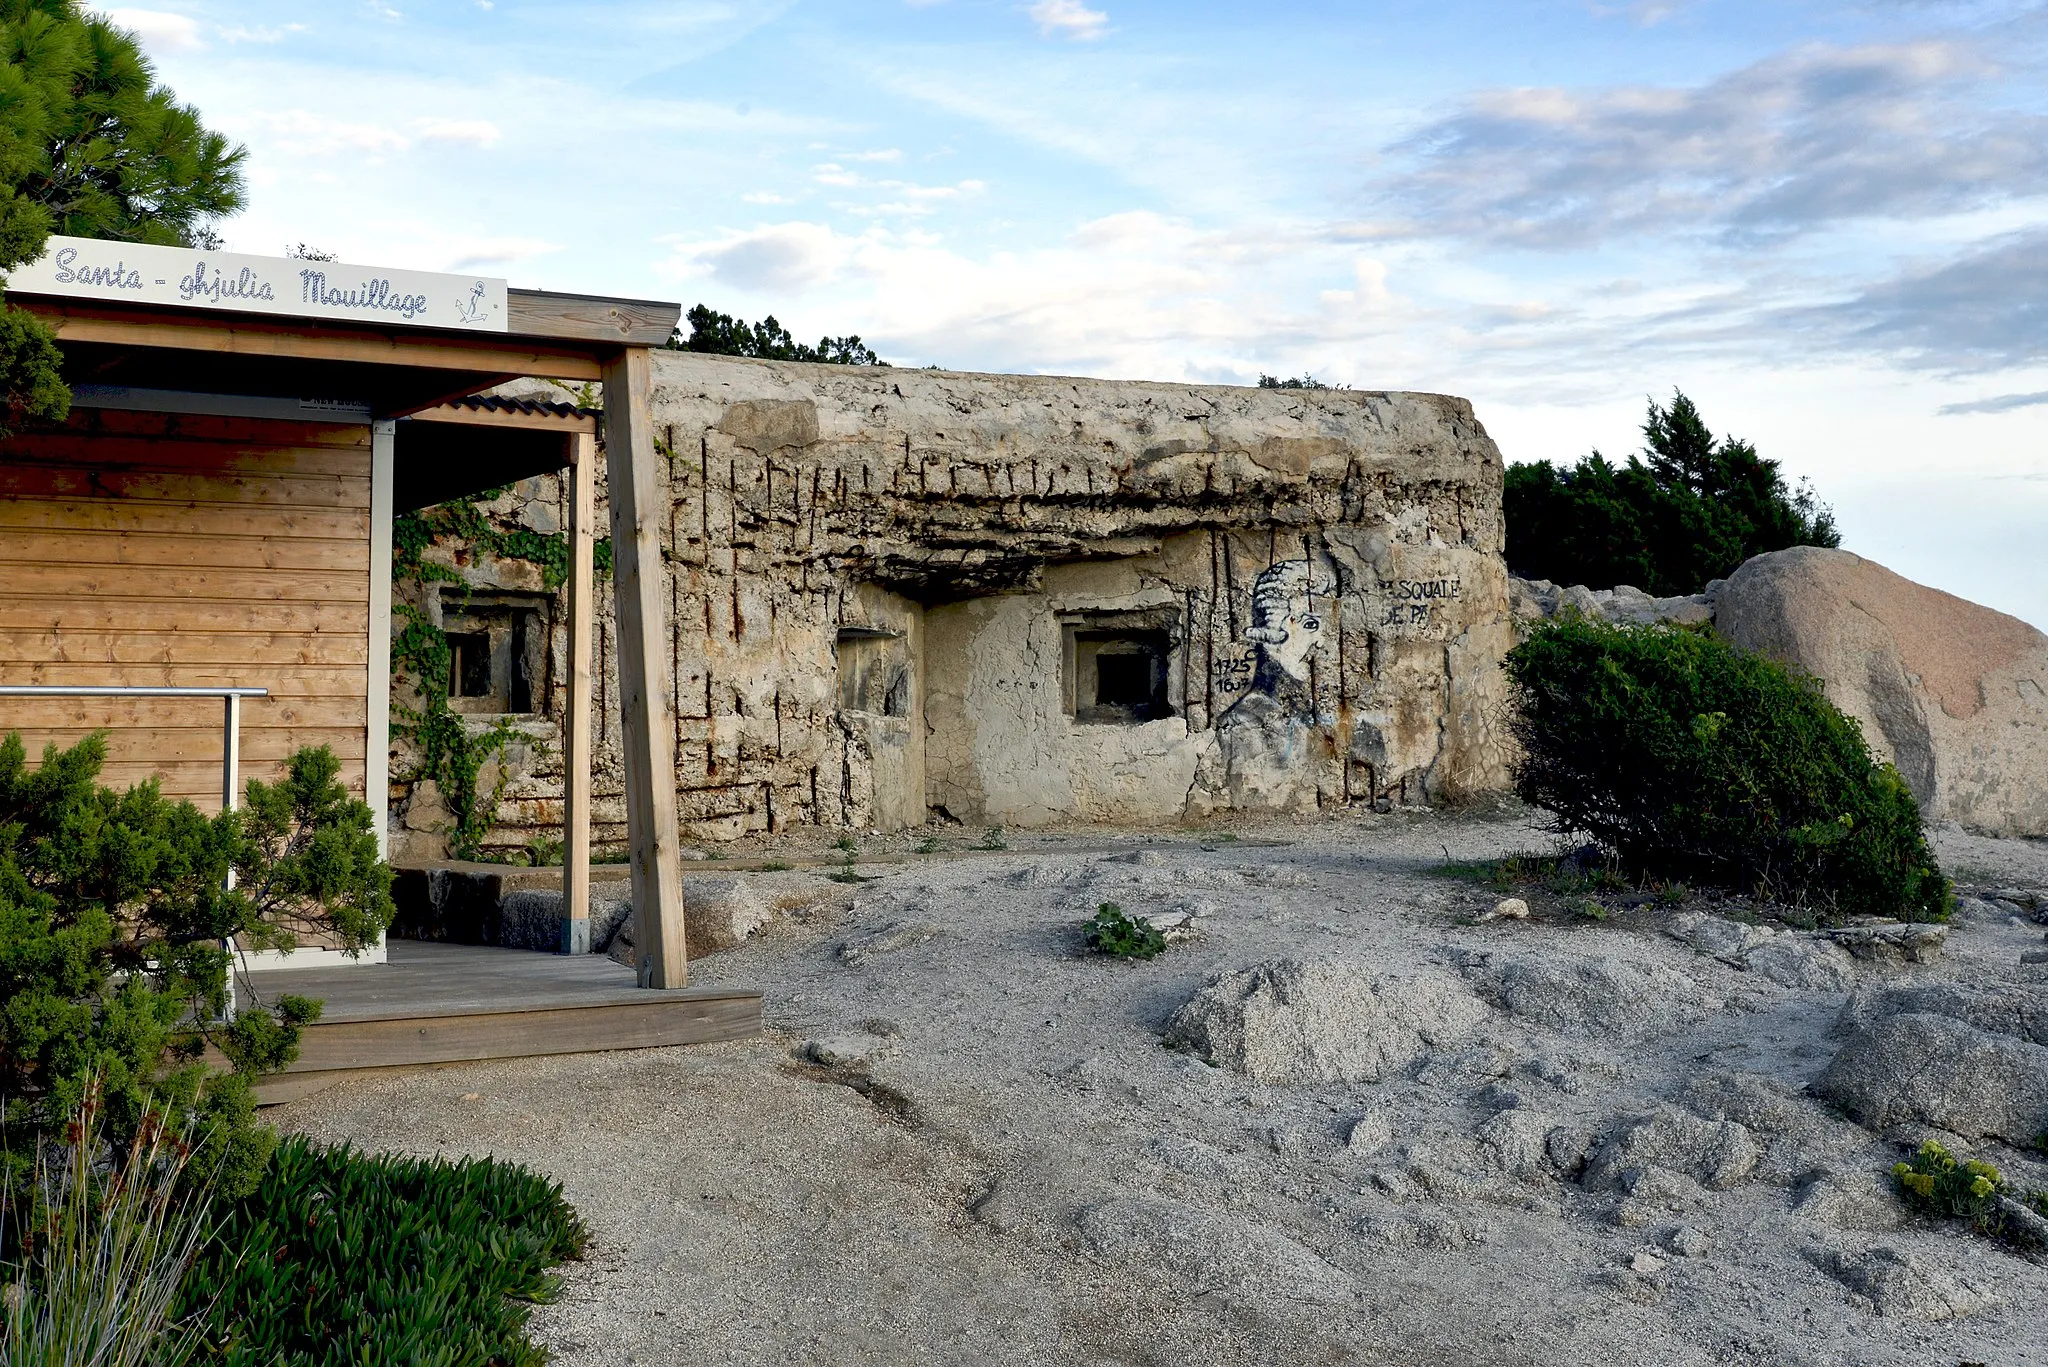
[0,734,392,1198]
[1893,1140,2048,1252]
[1083,903,1167,960]
[177,1137,587,1366]
[1504,617,1950,921]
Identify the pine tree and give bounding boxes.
[669,302,886,366]
[0,1,247,431]
[1503,391,1840,596]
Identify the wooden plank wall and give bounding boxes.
[0,407,372,807]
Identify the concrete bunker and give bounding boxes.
[396,351,1517,853]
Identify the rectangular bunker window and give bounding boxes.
[447,632,492,700]
[1067,617,1176,725]
[836,626,911,718]
[441,592,551,716]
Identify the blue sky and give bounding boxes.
[103,0,2048,627]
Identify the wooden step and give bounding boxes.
[244,940,761,1104]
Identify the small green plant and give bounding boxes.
[974,826,1008,851]
[176,1137,585,1365]
[827,834,865,884]
[1892,1140,2048,1251]
[915,835,944,855]
[525,834,563,868]
[1,1082,213,1367]
[1569,898,1610,922]
[760,860,793,872]
[1506,617,1951,921]
[1082,903,1167,960]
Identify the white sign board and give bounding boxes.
[8,236,509,332]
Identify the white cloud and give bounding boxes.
[1384,40,2048,248]
[445,236,561,270]
[1027,0,1108,40]
[100,7,202,51]
[742,191,795,204]
[222,23,305,43]
[675,222,856,292]
[261,109,410,156]
[658,213,1397,379]
[809,163,987,214]
[413,117,503,147]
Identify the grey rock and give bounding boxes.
[1151,1133,1240,1179]
[1823,922,1946,965]
[1792,1170,1906,1232]
[1473,1107,1563,1182]
[1610,1164,1711,1223]
[1665,912,1775,962]
[1345,1110,1393,1156]
[1586,1107,1760,1193]
[1683,1071,1860,1184]
[1997,1194,2048,1248]
[838,920,944,964]
[1076,1195,1353,1304]
[1716,546,2048,837]
[682,875,773,953]
[1743,938,1855,991]
[1814,1012,2048,1142]
[1163,958,1486,1084]
[606,877,766,967]
[1805,1242,1997,1320]
[1662,1224,1712,1257]
[1837,981,2048,1047]
[1469,953,1718,1038]
[1510,576,1711,632]
[1545,1125,1596,1176]
[802,1033,896,1068]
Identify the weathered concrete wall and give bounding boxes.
[389,354,1517,855]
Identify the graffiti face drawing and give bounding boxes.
[1209,557,1339,813]
[1243,559,1336,690]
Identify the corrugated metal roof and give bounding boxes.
[447,393,596,420]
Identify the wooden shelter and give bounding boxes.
[0,239,728,1063]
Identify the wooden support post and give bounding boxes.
[561,431,596,955]
[367,419,395,860]
[601,347,688,987]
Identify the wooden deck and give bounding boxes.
[244,941,762,1104]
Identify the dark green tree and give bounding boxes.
[0,734,392,1198]
[1504,391,1839,596]
[670,302,886,366]
[0,1,247,431]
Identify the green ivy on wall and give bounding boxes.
[390,603,520,862]
[390,485,571,861]
[394,485,574,590]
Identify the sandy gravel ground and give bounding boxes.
[279,806,2048,1366]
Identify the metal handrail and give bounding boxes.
[0,685,269,812]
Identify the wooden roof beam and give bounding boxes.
[31,302,609,379]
